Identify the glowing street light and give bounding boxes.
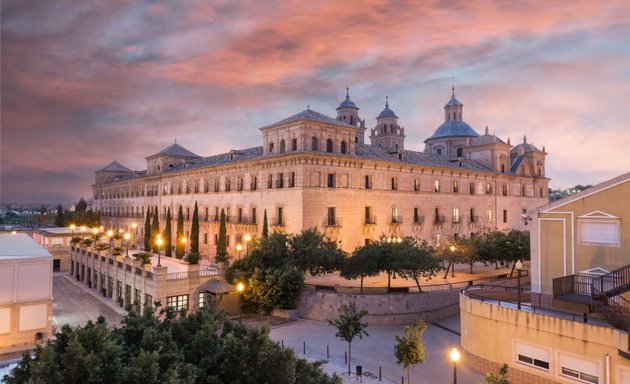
[181,237,188,257]
[236,243,243,259]
[156,236,163,267]
[237,282,245,323]
[244,233,251,256]
[124,233,131,257]
[515,260,524,310]
[450,347,460,384]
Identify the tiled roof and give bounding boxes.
[148,143,200,159]
[510,142,543,153]
[446,95,462,106]
[470,134,507,146]
[426,120,480,140]
[97,161,132,173]
[261,109,354,129]
[510,155,524,174]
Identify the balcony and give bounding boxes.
[413,216,425,225]
[390,216,403,225]
[468,215,479,224]
[433,215,446,225]
[271,218,285,228]
[324,217,342,228]
[364,216,377,225]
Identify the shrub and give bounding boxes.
[112,246,125,256]
[134,252,152,264]
[81,238,93,247]
[185,252,200,265]
[94,243,109,251]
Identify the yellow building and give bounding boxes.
[461,172,630,384]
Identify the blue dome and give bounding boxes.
[427,120,479,140]
[337,97,358,110]
[377,105,397,118]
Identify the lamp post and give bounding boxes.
[92,228,99,244]
[515,260,523,310]
[107,230,114,248]
[449,245,456,278]
[131,223,137,246]
[181,237,187,258]
[70,224,75,237]
[124,233,131,257]
[450,347,460,384]
[237,282,244,323]
[236,244,243,259]
[156,236,163,267]
[244,234,251,256]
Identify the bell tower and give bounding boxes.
[336,87,366,144]
[369,97,405,151]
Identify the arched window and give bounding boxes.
[291,138,298,151]
[340,141,347,154]
[355,136,359,144]
[456,147,463,157]
[268,142,274,153]
[350,116,354,125]
[311,137,319,151]
[395,143,399,149]
[326,139,333,153]
[436,148,442,155]
[280,139,286,153]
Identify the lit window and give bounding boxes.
[434,180,440,192]
[166,295,188,311]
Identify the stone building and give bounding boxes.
[93,88,549,256]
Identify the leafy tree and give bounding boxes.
[288,228,346,275]
[164,208,172,257]
[503,230,530,277]
[75,197,87,212]
[216,209,228,262]
[54,203,65,226]
[262,209,269,238]
[394,320,428,384]
[151,206,159,253]
[190,201,199,254]
[144,207,151,251]
[375,237,406,291]
[486,363,511,384]
[397,239,443,291]
[176,205,185,259]
[340,244,380,293]
[185,252,200,265]
[328,301,369,375]
[247,267,304,313]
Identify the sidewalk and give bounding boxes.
[59,273,126,316]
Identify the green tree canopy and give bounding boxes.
[288,228,346,275]
[164,208,172,257]
[175,205,184,259]
[190,201,199,254]
[143,207,151,251]
[340,244,381,293]
[328,301,369,375]
[216,209,228,262]
[151,206,160,253]
[396,239,443,291]
[394,320,428,384]
[485,363,511,384]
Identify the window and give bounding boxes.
[268,142,274,154]
[277,207,283,226]
[436,148,442,155]
[205,207,209,221]
[559,354,599,384]
[203,233,208,244]
[469,182,475,194]
[291,138,298,151]
[503,210,507,223]
[251,176,257,190]
[237,177,244,191]
[413,208,422,224]
[214,207,219,221]
[326,139,333,153]
[486,182,493,194]
[311,137,319,151]
[413,179,420,192]
[252,208,257,224]
[521,185,526,196]
[434,180,440,192]
[391,207,399,223]
[289,172,296,187]
[539,187,544,197]
[364,207,373,224]
[469,208,476,223]
[501,164,505,173]
[502,184,508,196]
[267,174,273,189]
[434,208,441,223]
[364,175,372,189]
[166,295,188,311]
[579,220,620,246]
[487,210,493,222]
[453,208,460,223]
[276,173,284,188]
[279,139,286,153]
[225,178,231,192]
[456,147,463,157]
[327,173,336,188]
[391,177,398,190]
[238,208,243,223]
[340,141,347,154]
[135,289,142,307]
[186,207,190,220]
[214,180,220,192]
[515,342,550,371]
[327,207,337,226]
[453,181,459,193]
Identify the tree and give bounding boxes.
[75,197,87,212]
[340,244,380,293]
[328,301,369,375]
[151,206,160,253]
[397,240,443,291]
[394,320,428,384]
[164,208,172,257]
[216,209,228,262]
[262,209,269,238]
[176,205,184,259]
[190,201,199,254]
[143,207,151,251]
[486,363,511,384]
[288,228,346,275]
[247,267,304,313]
[54,203,65,227]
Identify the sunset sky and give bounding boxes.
[2,0,629,205]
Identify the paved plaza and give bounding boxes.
[270,316,484,384]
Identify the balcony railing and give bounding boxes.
[469,215,479,223]
[390,216,403,225]
[364,217,377,225]
[272,218,285,227]
[433,215,446,225]
[413,216,425,225]
[324,217,342,227]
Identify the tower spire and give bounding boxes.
[385,96,389,108]
[346,86,350,99]
[452,77,455,97]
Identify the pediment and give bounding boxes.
[578,210,619,219]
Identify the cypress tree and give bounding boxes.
[151,206,160,253]
[164,208,172,257]
[191,201,200,254]
[216,209,228,262]
[262,209,269,239]
[175,205,184,259]
[54,203,64,227]
[144,207,151,251]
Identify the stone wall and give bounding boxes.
[297,289,460,325]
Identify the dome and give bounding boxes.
[427,120,479,140]
[377,97,398,118]
[510,143,542,153]
[336,87,359,110]
[446,95,462,106]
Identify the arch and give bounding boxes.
[436,148,442,155]
[355,136,359,144]
[350,116,354,125]
[340,140,347,154]
[395,143,399,149]
[268,142,274,154]
[326,139,333,153]
[279,139,286,153]
[311,136,319,151]
[456,147,463,157]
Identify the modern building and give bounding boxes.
[68,243,239,314]
[461,172,630,384]
[93,88,549,256]
[0,234,53,353]
[32,227,80,272]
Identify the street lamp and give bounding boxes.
[156,236,163,267]
[450,347,460,384]
[107,230,114,248]
[124,233,131,257]
[131,223,137,242]
[236,243,243,259]
[237,282,245,323]
[70,224,75,237]
[92,228,99,243]
[244,233,251,256]
[515,260,523,310]
[448,245,456,278]
[80,226,86,240]
[181,237,187,258]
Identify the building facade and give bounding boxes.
[461,172,630,384]
[0,234,53,353]
[93,89,549,255]
[32,227,79,272]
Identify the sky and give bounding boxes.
[2,0,629,205]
